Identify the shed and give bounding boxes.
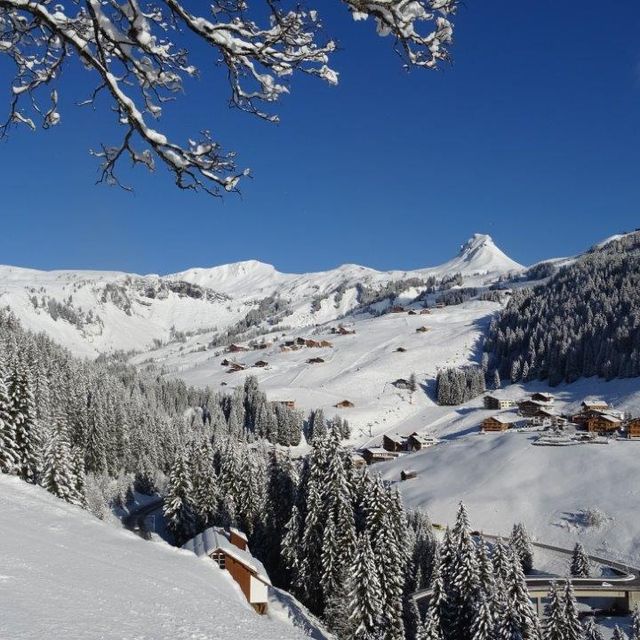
[307,357,325,364]
[400,470,418,482]
[335,400,355,409]
[416,326,430,333]
[253,360,269,368]
[183,527,271,614]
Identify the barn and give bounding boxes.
[182,527,271,614]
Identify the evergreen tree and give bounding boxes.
[163,449,196,545]
[510,523,534,574]
[562,580,582,640]
[631,603,640,640]
[418,609,443,640]
[470,593,495,640]
[542,582,567,640]
[0,367,17,474]
[9,362,40,482]
[348,532,383,639]
[613,626,628,640]
[41,419,83,506]
[570,542,591,577]
[582,618,604,640]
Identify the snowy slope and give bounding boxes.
[0,234,522,357]
[0,475,304,640]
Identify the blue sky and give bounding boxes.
[1,1,640,274]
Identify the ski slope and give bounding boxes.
[0,475,305,640]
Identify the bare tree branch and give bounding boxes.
[0,0,456,195]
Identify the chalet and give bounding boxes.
[391,378,412,391]
[253,360,269,368]
[581,399,609,413]
[416,326,430,333]
[627,419,640,439]
[585,413,622,434]
[227,362,246,373]
[420,309,431,315]
[307,357,325,364]
[296,337,306,346]
[331,325,356,336]
[530,409,567,428]
[483,394,518,410]
[383,433,407,452]
[304,339,323,348]
[389,305,405,313]
[183,527,271,614]
[335,400,355,409]
[228,343,249,353]
[518,399,553,417]
[406,433,439,451]
[361,447,399,465]
[481,412,525,433]
[272,400,296,409]
[400,470,418,481]
[407,310,417,316]
[220,358,231,366]
[531,392,555,404]
[435,302,446,309]
[319,340,333,348]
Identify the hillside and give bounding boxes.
[0,474,303,640]
[0,234,522,358]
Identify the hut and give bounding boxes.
[416,326,430,333]
[183,527,271,614]
[400,470,418,481]
[335,400,355,409]
[253,360,269,368]
[307,357,325,364]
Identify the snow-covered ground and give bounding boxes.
[376,378,640,565]
[0,475,307,640]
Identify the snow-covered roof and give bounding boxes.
[594,413,622,424]
[183,528,271,585]
[384,433,406,444]
[363,447,397,456]
[489,412,525,425]
[582,398,609,408]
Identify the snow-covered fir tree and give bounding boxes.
[348,532,383,639]
[570,542,591,577]
[41,418,83,506]
[510,522,534,574]
[163,449,196,545]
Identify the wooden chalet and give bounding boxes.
[335,400,355,409]
[183,527,271,614]
[531,392,555,404]
[581,399,609,412]
[627,419,640,439]
[227,362,246,373]
[585,413,621,434]
[407,310,417,316]
[518,399,553,417]
[481,412,525,433]
[406,433,439,451]
[419,309,431,315]
[383,433,407,452]
[253,360,269,368]
[361,447,399,465]
[400,470,418,481]
[331,325,356,336]
[391,378,412,391]
[483,394,517,410]
[307,357,325,364]
[227,343,249,353]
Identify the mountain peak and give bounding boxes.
[441,233,524,276]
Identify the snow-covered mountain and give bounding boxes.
[0,233,523,358]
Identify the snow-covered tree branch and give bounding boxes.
[0,0,456,195]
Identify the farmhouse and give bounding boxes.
[483,394,518,410]
[585,413,622,434]
[383,433,407,452]
[361,447,399,465]
[481,412,525,432]
[183,527,271,614]
[627,419,640,439]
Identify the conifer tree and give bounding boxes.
[631,604,640,640]
[570,542,591,577]
[542,582,567,640]
[348,533,383,639]
[9,362,40,482]
[510,523,534,574]
[563,579,582,640]
[41,420,83,506]
[613,626,628,640]
[418,609,443,640]
[582,618,604,640]
[470,593,495,640]
[0,368,17,474]
[163,449,196,545]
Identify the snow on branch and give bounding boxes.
[0,0,456,195]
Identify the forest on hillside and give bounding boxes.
[485,232,640,386]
